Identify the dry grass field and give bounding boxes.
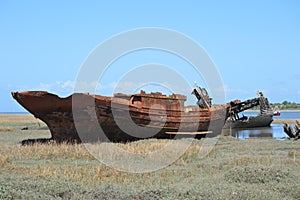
[272,119,298,124]
[1,114,300,199]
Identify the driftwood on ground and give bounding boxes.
[284,120,300,140]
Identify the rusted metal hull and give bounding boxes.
[12,91,228,143]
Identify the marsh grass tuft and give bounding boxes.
[0,127,14,131]
[1,142,93,160]
[224,166,290,184]
[227,156,274,166]
[0,153,10,166]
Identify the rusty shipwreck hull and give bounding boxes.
[11,90,228,143]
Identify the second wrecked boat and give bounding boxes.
[224,91,274,129]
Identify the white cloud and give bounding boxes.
[113,81,192,96]
[73,81,99,92]
[97,82,117,91]
[38,80,75,91]
[35,80,118,96]
[114,81,148,93]
[61,80,75,89]
[223,85,249,94]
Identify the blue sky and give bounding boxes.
[1,1,299,112]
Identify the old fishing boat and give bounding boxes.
[224,91,274,129]
[12,84,229,143]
